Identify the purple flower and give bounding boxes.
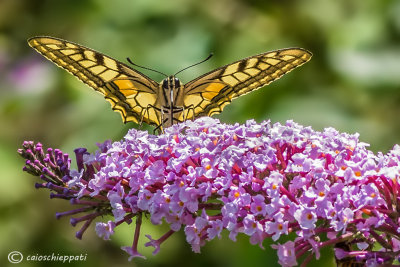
[294,206,317,230]
[334,247,348,260]
[121,246,146,261]
[18,117,400,266]
[250,195,267,216]
[207,219,223,240]
[271,241,297,267]
[243,214,263,236]
[332,207,354,232]
[265,212,289,241]
[95,221,116,240]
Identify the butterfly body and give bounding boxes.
[158,76,186,128]
[28,36,312,130]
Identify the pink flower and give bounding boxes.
[271,241,297,267]
[18,117,400,266]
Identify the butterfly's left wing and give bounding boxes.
[182,48,312,120]
[28,36,162,126]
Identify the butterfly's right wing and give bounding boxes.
[28,36,162,126]
[182,48,312,120]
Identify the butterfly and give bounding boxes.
[28,36,312,131]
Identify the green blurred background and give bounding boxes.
[1,0,400,266]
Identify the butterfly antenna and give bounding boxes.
[126,57,168,77]
[174,53,213,76]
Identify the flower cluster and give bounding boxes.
[18,117,400,266]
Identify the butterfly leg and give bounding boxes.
[183,104,195,121]
[160,107,165,131]
[152,106,167,134]
[153,125,161,134]
[140,104,160,129]
[153,120,168,134]
[140,104,163,134]
[138,109,147,129]
[140,105,153,129]
[169,106,185,125]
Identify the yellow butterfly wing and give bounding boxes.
[182,48,312,119]
[28,36,161,126]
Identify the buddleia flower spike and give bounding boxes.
[18,118,400,265]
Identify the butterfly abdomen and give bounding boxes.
[157,76,187,128]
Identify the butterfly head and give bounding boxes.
[162,76,181,90]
